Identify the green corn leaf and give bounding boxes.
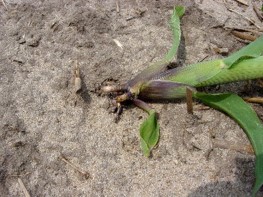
[164,5,185,62]
[194,92,263,196]
[174,5,185,18]
[164,53,263,90]
[140,110,160,157]
[127,6,185,87]
[223,34,263,68]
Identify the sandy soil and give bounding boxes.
[0,0,263,196]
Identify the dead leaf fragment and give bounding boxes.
[231,30,257,41]
[113,39,123,49]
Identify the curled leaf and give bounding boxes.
[140,110,160,157]
[165,5,185,62]
[127,6,185,87]
[223,34,263,68]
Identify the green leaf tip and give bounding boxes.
[223,34,263,68]
[174,6,185,18]
[193,92,263,196]
[140,110,160,157]
[164,5,185,63]
[127,5,185,88]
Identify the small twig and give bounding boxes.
[115,0,120,13]
[198,55,209,62]
[213,47,229,55]
[194,104,210,111]
[115,104,123,123]
[252,2,263,22]
[73,61,82,94]
[233,37,251,44]
[234,0,248,6]
[212,139,254,155]
[18,178,31,197]
[113,39,123,50]
[126,8,146,21]
[225,27,261,36]
[231,30,257,41]
[244,97,263,104]
[227,8,261,29]
[1,0,8,10]
[60,155,90,179]
[186,88,193,114]
[9,172,31,177]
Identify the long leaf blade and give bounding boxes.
[161,54,263,89]
[223,34,263,68]
[159,35,263,88]
[194,92,263,196]
[128,6,185,87]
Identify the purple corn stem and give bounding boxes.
[139,80,193,100]
[133,98,153,114]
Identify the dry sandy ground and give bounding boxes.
[1,0,263,196]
